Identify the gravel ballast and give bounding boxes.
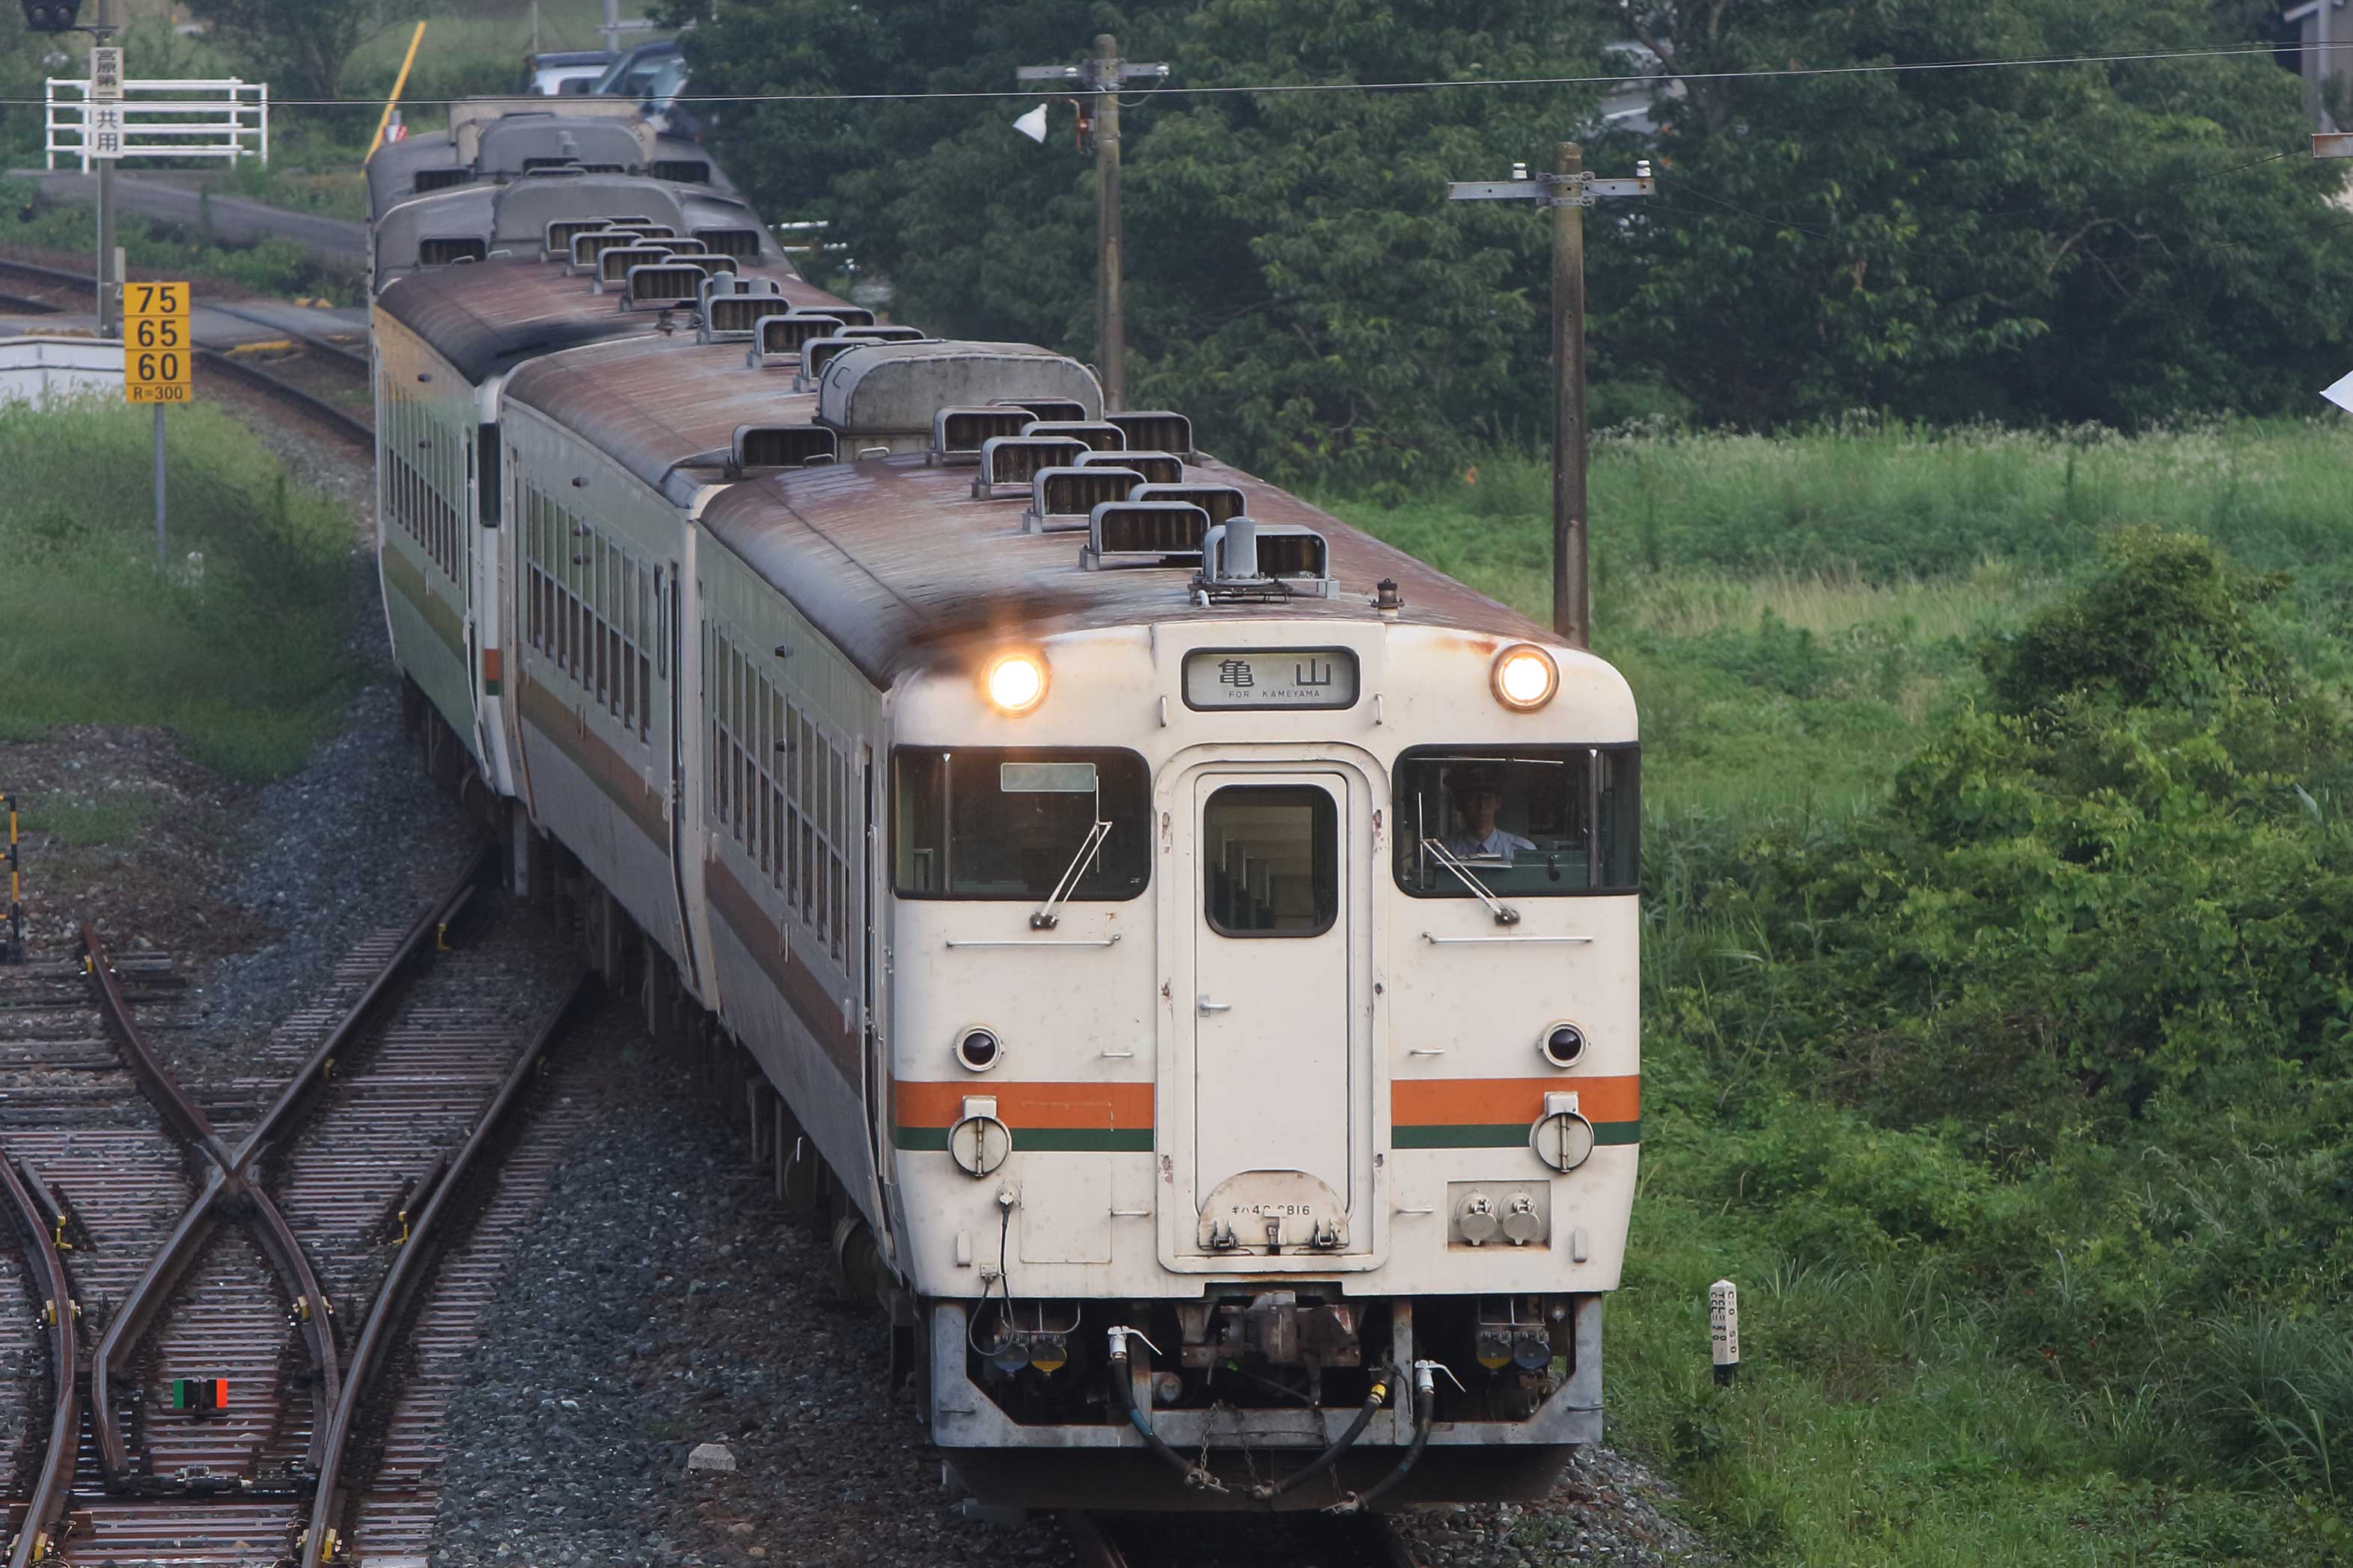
[430,1017,1723,1567]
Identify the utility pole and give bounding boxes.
[1447,144,1652,647]
[94,0,118,338]
[1016,35,1168,410]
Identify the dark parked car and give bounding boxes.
[590,40,699,138]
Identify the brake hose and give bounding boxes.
[1255,1368,1399,1502]
[1105,1326,1225,1492]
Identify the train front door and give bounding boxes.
[1179,765,1370,1259]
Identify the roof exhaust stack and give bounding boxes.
[1194,516,1334,603]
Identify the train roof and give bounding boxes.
[695,454,1543,689]
[373,171,782,287]
[377,253,838,384]
[367,107,732,222]
[491,329,1540,687]
[504,331,825,493]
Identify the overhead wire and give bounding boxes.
[4,37,2349,111]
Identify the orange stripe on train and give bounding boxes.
[1392,1076,1640,1126]
[894,1080,1154,1130]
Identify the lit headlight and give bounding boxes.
[1492,644,1558,711]
[983,650,1049,715]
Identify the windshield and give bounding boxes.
[593,49,672,97]
[643,58,689,103]
[894,747,1150,900]
[1393,746,1638,897]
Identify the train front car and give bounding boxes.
[704,346,1641,1511]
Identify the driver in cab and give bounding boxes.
[1443,765,1536,864]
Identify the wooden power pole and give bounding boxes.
[1017,36,1168,411]
[1448,145,1652,648]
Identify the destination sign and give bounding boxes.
[1182,647,1359,711]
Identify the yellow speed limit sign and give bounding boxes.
[124,281,192,404]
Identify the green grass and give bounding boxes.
[17,789,168,848]
[1322,421,2351,825]
[1,175,355,303]
[0,400,364,781]
[1324,421,2353,1565]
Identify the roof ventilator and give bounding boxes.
[566,230,635,273]
[1194,516,1334,603]
[692,226,762,257]
[1025,466,1147,534]
[837,323,927,345]
[796,335,876,391]
[671,254,741,281]
[1106,410,1194,458]
[1022,419,1124,452]
[750,314,847,370]
[702,293,798,344]
[930,406,1034,465]
[414,167,473,195]
[545,217,631,260]
[732,424,840,475]
[1075,448,1182,484]
[597,245,682,291]
[419,236,489,266]
[972,436,1089,498]
[809,303,877,328]
[653,159,714,183]
[1080,501,1212,570]
[994,397,1090,423]
[1134,482,1246,526]
[621,263,708,310]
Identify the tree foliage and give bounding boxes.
[667,0,1605,486]
[668,0,2353,479]
[179,0,426,102]
[1603,0,2353,427]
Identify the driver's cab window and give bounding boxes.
[1393,746,1639,897]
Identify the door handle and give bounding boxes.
[1197,996,1232,1014]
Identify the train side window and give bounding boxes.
[891,747,1150,900]
[1201,784,1337,938]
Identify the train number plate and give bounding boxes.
[1182,647,1359,711]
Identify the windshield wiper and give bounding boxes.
[1421,837,1520,926]
[1031,820,1113,930]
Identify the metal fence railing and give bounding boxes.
[45,78,269,171]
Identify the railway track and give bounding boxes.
[0,858,592,1565]
[0,256,373,449]
[1063,1510,1421,1568]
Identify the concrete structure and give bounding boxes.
[2288,0,2350,132]
[0,334,123,406]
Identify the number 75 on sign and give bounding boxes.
[124,281,192,404]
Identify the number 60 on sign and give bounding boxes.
[125,281,192,404]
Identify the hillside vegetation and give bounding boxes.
[0,400,363,779]
[1333,418,2353,1565]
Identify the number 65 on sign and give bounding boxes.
[125,282,192,404]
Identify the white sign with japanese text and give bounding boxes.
[90,47,124,101]
[1182,647,1360,711]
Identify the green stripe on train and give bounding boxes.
[1393,1120,1641,1149]
[893,1126,1155,1153]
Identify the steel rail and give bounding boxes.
[1,1141,82,1568]
[0,257,373,445]
[299,968,592,1567]
[87,844,490,1485]
[1060,1509,1420,1568]
[82,921,344,1484]
[195,346,375,448]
